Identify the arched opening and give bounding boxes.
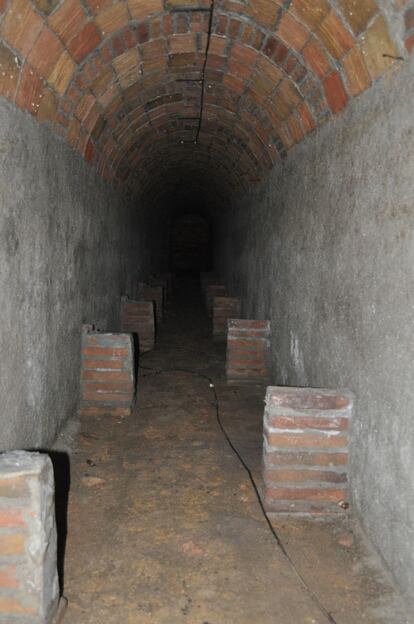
[170,214,212,276]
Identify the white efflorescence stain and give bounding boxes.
[290,330,307,385]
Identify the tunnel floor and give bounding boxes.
[61,279,410,624]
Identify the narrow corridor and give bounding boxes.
[60,280,410,624]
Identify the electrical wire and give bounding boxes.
[195,0,215,144]
[138,362,339,624]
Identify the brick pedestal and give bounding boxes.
[138,285,164,325]
[205,284,226,317]
[213,296,241,341]
[121,297,155,353]
[263,387,353,516]
[0,451,60,623]
[226,319,271,384]
[80,331,135,417]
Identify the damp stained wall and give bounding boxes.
[0,99,147,451]
[218,55,414,604]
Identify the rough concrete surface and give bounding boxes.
[62,281,412,623]
[0,100,148,451]
[218,57,414,605]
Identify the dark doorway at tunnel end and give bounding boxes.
[170,214,212,277]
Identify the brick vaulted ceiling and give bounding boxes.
[0,0,413,198]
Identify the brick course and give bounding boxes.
[226,319,271,384]
[0,451,60,623]
[121,296,155,353]
[262,386,353,515]
[80,330,135,417]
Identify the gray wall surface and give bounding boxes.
[218,57,414,604]
[0,100,147,451]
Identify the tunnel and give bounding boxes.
[0,0,413,621]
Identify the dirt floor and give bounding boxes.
[59,278,412,624]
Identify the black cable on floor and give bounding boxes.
[138,363,338,624]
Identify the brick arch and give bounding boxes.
[0,0,405,195]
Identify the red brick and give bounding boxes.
[277,13,310,52]
[265,451,348,467]
[406,33,414,53]
[82,370,130,382]
[265,487,347,502]
[83,347,130,357]
[0,596,35,615]
[83,382,133,391]
[298,102,316,134]
[82,390,133,402]
[227,338,267,351]
[87,0,112,14]
[68,22,102,63]
[0,0,43,56]
[0,534,25,556]
[84,139,94,162]
[339,0,378,35]
[48,0,86,43]
[265,469,347,484]
[0,43,20,100]
[0,509,26,527]
[317,10,354,60]
[80,406,131,416]
[96,2,129,35]
[27,28,63,79]
[267,415,349,431]
[343,46,371,96]
[267,388,351,411]
[228,329,269,338]
[228,360,267,369]
[266,432,348,449]
[83,359,124,369]
[228,349,267,360]
[0,565,19,589]
[323,70,348,114]
[15,64,44,115]
[303,38,331,78]
[128,0,162,21]
[290,0,330,30]
[0,476,28,498]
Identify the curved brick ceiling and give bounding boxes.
[0,0,412,198]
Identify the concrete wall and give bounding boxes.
[218,57,414,603]
[0,100,148,451]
